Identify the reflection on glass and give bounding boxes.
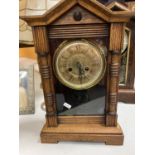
[56,84,106,116]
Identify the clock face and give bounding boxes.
[53,40,106,90]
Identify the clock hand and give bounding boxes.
[76,62,85,84]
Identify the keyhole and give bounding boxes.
[68,68,72,72]
[85,67,89,71]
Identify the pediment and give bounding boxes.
[20,0,134,26]
[52,5,105,25]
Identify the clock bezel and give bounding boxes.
[53,39,107,90]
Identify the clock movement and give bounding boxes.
[21,0,134,145]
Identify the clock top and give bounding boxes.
[20,0,135,26]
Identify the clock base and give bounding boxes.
[40,123,124,145]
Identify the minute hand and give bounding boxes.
[77,62,85,84]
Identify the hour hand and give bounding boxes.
[76,62,84,83]
[77,62,85,73]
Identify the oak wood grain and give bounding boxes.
[52,5,104,25]
[58,115,105,124]
[32,26,58,127]
[20,0,134,26]
[47,24,109,38]
[105,23,124,126]
[41,123,124,145]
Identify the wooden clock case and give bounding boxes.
[118,17,135,103]
[21,0,134,145]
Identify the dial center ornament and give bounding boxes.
[53,40,106,90]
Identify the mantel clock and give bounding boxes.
[21,0,134,145]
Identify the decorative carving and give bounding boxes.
[109,93,117,104]
[48,24,109,38]
[106,23,123,127]
[20,0,134,26]
[45,93,56,106]
[110,63,120,77]
[32,26,57,127]
[37,51,49,57]
[40,65,51,79]
[106,1,129,12]
[52,5,104,25]
[111,50,120,55]
[46,111,56,117]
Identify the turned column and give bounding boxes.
[32,26,57,127]
[106,23,124,126]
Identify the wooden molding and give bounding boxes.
[20,0,134,26]
[58,116,106,124]
[105,23,124,126]
[47,24,109,39]
[32,26,58,127]
[40,123,124,145]
[106,1,129,11]
[106,114,117,126]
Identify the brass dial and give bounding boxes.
[53,40,106,90]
